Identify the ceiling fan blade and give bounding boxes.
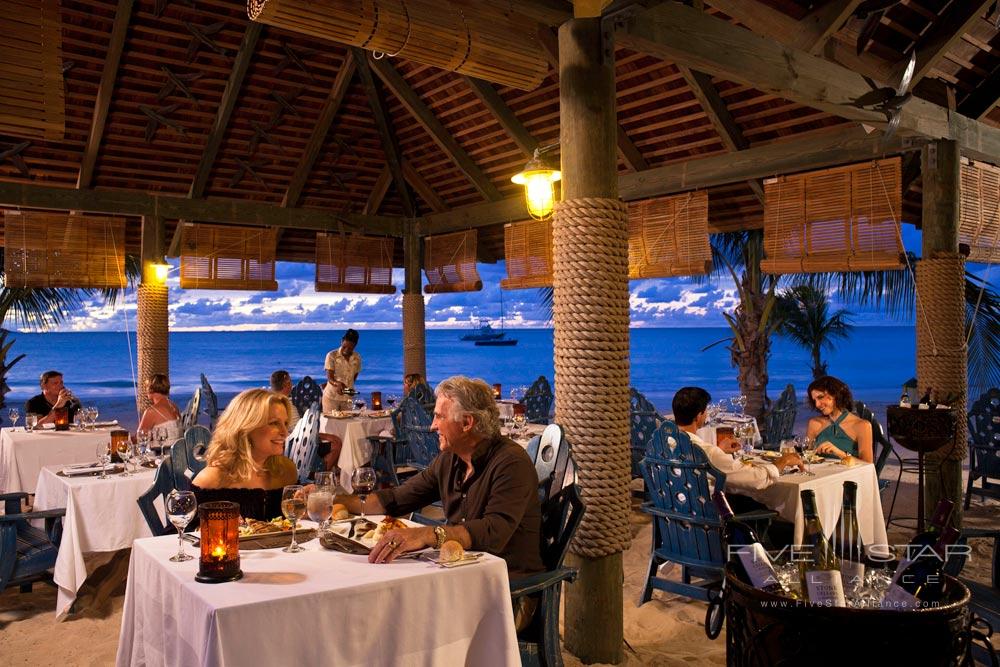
[896,50,917,95]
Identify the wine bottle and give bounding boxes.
[917,387,933,409]
[713,491,789,597]
[832,482,866,593]
[911,499,955,548]
[882,527,959,610]
[797,489,846,607]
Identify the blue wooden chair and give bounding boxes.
[368,404,412,488]
[180,388,201,431]
[529,423,573,503]
[199,374,219,429]
[966,387,1000,509]
[639,420,775,603]
[285,403,320,483]
[629,388,662,479]
[409,381,436,413]
[511,481,585,667]
[853,400,895,491]
[396,395,438,470]
[761,384,796,449]
[137,457,177,536]
[524,376,553,425]
[0,492,65,593]
[170,426,211,491]
[290,376,323,418]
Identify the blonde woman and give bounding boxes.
[137,374,183,442]
[191,388,299,520]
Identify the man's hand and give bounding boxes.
[775,452,804,470]
[717,436,741,454]
[55,388,74,408]
[368,526,433,564]
[333,381,346,396]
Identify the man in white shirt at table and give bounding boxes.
[672,387,802,515]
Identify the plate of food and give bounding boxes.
[356,516,409,546]
[238,517,296,539]
[366,409,391,418]
[756,451,782,460]
[324,410,361,419]
[420,541,484,568]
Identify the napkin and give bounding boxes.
[93,420,119,428]
[60,463,107,476]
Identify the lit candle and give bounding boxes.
[211,544,227,560]
[492,383,502,400]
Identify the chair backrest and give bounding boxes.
[629,387,663,478]
[530,423,572,503]
[853,399,892,476]
[524,375,553,424]
[199,374,219,428]
[137,456,177,536]
[170,426,211,490]
[290,376,324,418]
[642,421,727,571]
[181,388,201,431]
[762,384,797,448]
[539,482,585,572]
[167,437,192,491]
[285,403,320,483]
[968,388,1000,478]
[397,395,438,468]
[409,382,435,412]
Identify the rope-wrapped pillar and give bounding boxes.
[402,224,426,379]
[558,17,629,664]
[137,215,169,415]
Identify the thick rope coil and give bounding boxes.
[553,197,632,559]
[402,292,427,379]
[136,283,169,415]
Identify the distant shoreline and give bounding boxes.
[7,324,916,334]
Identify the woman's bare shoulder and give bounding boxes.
[192,465,225,489]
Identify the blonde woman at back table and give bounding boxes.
[137,374,183,442]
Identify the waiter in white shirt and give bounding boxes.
[323,329,362,413]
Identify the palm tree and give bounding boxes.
[774,284,854,379]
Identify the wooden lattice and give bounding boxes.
[0,0,65,140]
[3,211,126,288]
[502,219,552,289]
[247,0,548,90]
[761,158,904,274]
[627,190,712,279]
[179,223,278,290]
[315,233,396,294]
[424,229,482,293]
[960,160,1000,264]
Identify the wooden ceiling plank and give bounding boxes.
[463,76,538,158]
[283,51,356,208]
[403,158,448,213]
[368,56,503,202]
[364,164,392,215]
[893,0,994,86]
[187,22,263,200]
[800,0,862,55]
[619,3,1000,163]
[77,0,135,189]
[355,49,416,218]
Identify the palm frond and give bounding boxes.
[966,270,1000,394]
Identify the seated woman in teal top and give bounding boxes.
[805,376,873,464]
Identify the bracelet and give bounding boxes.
[433,525,447,549]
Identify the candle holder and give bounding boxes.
[109,429,130,463]
[195,501,243,583]
[371,391,382,410]
[53,406,70,431]
[493,383,502,400]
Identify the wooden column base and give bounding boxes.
[563,552,624,664]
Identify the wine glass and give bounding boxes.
[306,485,334,531]
[166,490,197,562]
[117,439,133,476]
[88,406,99,430]
[25,412,38,432]
[353,398,367,416]
[386,394,398,409]
[7,407,19,430]
[281,485,307,553]
[351,466,376,519]
[136,429,150,465]
[96,442,111,479]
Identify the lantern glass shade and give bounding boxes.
[371,391,382,410]
[196,501,243,583]
[52,406,70,431]
[492,383,502,400]
[512,150,560,220]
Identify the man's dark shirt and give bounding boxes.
[25,393,81,422]
[375,433,544,578]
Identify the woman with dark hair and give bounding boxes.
[805,376,873,463]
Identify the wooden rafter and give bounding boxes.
[463,76,538,158]
[368,56,503,202]
[403,159,448,213]
[77,0,135,189]
[420,127,921,235]
[355,49,416,218]
[364,165,392,216]
[960,65,1000,120]
[799,0,862,55]
[619,2,1000,163]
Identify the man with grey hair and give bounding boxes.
[333,375,544,579]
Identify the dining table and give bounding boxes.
[319,411,394,492]
[0,423,120,494]
[696,414,763,448]
[33,462,158,619]
[115,523,520,667]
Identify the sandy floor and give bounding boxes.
[1,456,997,666]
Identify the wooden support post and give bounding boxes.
[402,224,426,379]
[137,215,169,414]
[918,139,966,530]
[557,17,628,665]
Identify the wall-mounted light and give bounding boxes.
[511,146,560,220]
[152,260,170,283]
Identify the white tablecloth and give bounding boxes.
[738,459,890,553]
[320,415,393,492]
[0,427,116,494]
[33,464,158,619]
[116,532,519,667]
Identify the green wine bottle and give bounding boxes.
[832,481,866,595]
[798,489,846,607]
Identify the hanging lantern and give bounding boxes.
[512,149,561,220]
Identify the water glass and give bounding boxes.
[25,412,38,432]
[306,487,334,530]
[117,440,134,475]
[7,407,19,430]
[166,490,197,562]
[96,443,111,479]
[281,485,306,553]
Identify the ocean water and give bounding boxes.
[2,327,916,429]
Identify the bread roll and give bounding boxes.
[439,540,465,563]
[840,455,857,467]
[331,504,349,520]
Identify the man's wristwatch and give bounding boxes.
[433,525,447,549]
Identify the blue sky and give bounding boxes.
[33,224,994,333]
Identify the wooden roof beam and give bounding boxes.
[463,76,538,158]
[368,56,503,202]
[364,165,392,216]
[959,65,1000,120]
[799,0,862,55]
[355,49,416,218]
[77,0,136,189]
[619,2,1000,163]
[403,159,448,213]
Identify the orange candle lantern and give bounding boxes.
[52,405,70,431]
[109,429,130,462]
[196,501,242,583]
[371,391,382,410]
[492,384,502,400]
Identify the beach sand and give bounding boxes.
[2,436,997,665]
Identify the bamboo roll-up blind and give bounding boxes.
[502,219,552,289]
[424,229,482,293]
[315,233,397,294]
[3,211,126,288]
[959,160,1000,264]
[627,191,712,279]
[179,223,278,290]
[0,0,65,140]
[247,0,548,90]
[761,158,904,274]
